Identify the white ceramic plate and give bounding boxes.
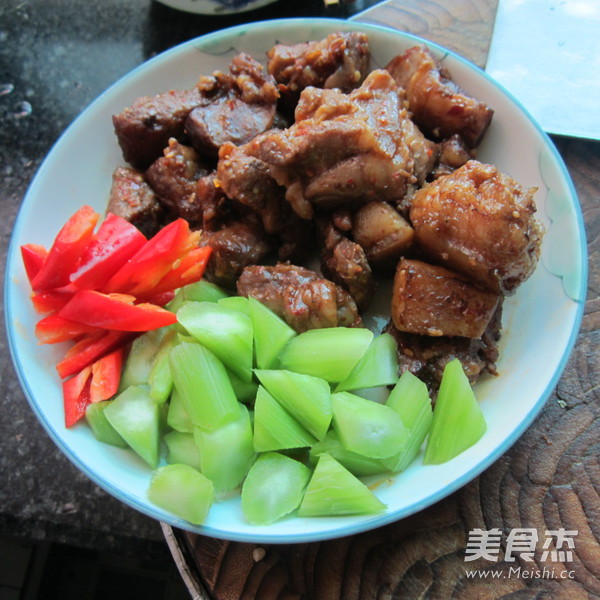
[5,18,587,543]
[155,0,277,15]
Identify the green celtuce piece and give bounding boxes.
[424,359,487,465]
[241,452,312,525]
[166,388,194,433]
[228,369,258,404]
[85,401,128,448]
[331,392,409,459]
[279,327,373,382]
[166,288,186,314]
[309,430,388,477]
[104,386,161,467]
[148,464,214,525]
[383,371,433,472]
[298,453,386,517]
[254,369,332,440]
[164,431,202,471]
[253,385,316,452]
[218,296,250,315]
[177,301,253,381]
[183,279,229,303]
[248,296,296,370]
[148,330,178,405]
[194,404,255,493]
[169,342,240,431]
[336,333,399,392]
[119,329,163,391]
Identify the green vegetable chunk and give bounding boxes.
[169,342,240,431]
[309,430,388,477]
[148,464,214,525]
[104,386,161,467]
[279,327,373,382]
[164,431,202,471]
[424,358,487,465]
[166,388,193,433]
[241,452,312,525]
[255,369,332,440]
[331,391,409,459]
[85,401,127,448]
[119,329,163,391]
[383,371,433,472]
[194,404,255,493]
[298,453,386,517]
[148,330,178,405]
[227,369,258,404]
[182,279,229,303]
[248,297,296,370]
[218,296,250,315]
[253,385,316,452]
[177,301,253,381]
[336,333,399,392]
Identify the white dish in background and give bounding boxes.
[4,18,587,543]
[155,0,277,15]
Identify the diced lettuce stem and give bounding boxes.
[335,333,399,392]
[279,327,374,382]
[169,342,240,431]
[248,296,296,370]
[176,301,253,381]
[253,385,316,452]
[228,369,258,404]
[148,330,178,405]
[119,329,164,391]
[241,452,312,525]
[298,453,386,517]
[218,296,250,315]
[164,431,202,471]
[254,369,332,440]
[382,371,433,472]
[148,464,214,525]
[183,279,229,303]
[424,359,487,465]
[85,401,128,448]
[331,391,409,459]
[166,387,194,433]
[309,430,388,477]
[194,404,255,493]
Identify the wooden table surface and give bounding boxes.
[166,1,600,597]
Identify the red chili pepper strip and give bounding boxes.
[56,330,133,379]
[145,246,212,297]
[30,285,77,314]
[20,244,48,284]
[102,219,201,297]
[59,290,177,331]
[35,313,101,345]
[63,366,92,428]
[70,213,147,290]
[90,348,124,404]
[31,205,99,291]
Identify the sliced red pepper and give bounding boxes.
[59,290,177,331]
[70,213,147,290]
[144,246,212,297]
[35,312,101,344]
[56,330,133,379]
[31,205,100,291]
[90,348,124,403]
[21,244,48,284]
[63,366,92,428]
[30,285,77,314]
[102,219,201,296]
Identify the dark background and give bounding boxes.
[0,1,382,598]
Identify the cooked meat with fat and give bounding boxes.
[352,201,414,270]
[384,299,502,392]
[237,264,361,332]
[106,166,165,238]
[201,220,271,289]
[434,134,473,178]
[391,258,500,338]
[112,88,203,170]
[267,31,370,97]
[145,139,209,223]
[410,160,544,295]
[195,172,233,233]
[386,45,493,148]
[185,53,279,158]
[255,70,422,218]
